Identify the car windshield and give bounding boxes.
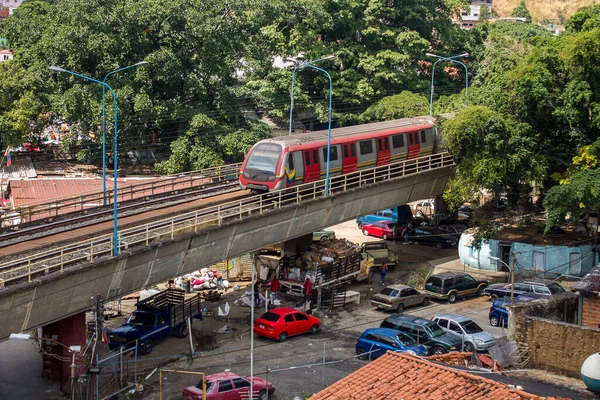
[396,333,416,346]
[548,283,565,294]
[426,277,443,288]
[460,320,483,334]
[380,288,399,297]
[245,143,282,174]
[426,323,446,337]
[126,311,154,326]
[259,312,281,322]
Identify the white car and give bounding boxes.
[413,200,434,217]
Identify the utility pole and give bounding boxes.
[510,252,516,303]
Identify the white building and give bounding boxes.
[0,49,13,62]
[458,0,493,29]
[0,0,24,16]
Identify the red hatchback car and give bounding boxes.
[253,308,320,342]
[362,221,399,240]
[183,371,274,400]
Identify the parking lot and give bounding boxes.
[137,220,516,399]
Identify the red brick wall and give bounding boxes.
[582,296,600,329]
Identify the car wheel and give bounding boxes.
[178,323,189,338]
[320,235,328,243]
[477,285,486,295]
[396,303,404,313]
[383,234,389,240]
[422,297,430,306]
[357,222,363,229]
[435,242,443,249]
[490,316,500,327]
[432,346,446,355]
[416,210,424,217]
[279,331,288,342]
[362,229,369,236]
[448,292,457,304]
[356,347,368,360]
[258,390,268,400]
[310,324,320,334]
[490,294,498,302]
[141,340,153,355]
[463,342,475,352]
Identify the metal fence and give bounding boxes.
[0,162,241,226]
[0,152,454,287]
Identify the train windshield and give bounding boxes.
[245,142,282,175]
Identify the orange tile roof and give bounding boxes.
[310,352,567,400]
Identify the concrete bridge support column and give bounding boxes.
[40,312,87,394]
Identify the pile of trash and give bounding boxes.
[287,238,361,282]
[174,268,231,291]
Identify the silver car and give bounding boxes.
[431,313,496,352]
[371,284,430,313]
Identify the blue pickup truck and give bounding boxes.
[108,289,203,355]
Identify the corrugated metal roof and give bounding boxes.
[9,178,104,206]
[574,264,600,294]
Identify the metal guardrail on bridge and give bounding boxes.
[0,152,454,287]
[0,163,242,226]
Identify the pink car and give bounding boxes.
[183,371,274,400]
[362,221,399,240]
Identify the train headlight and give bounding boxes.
[267,175,276,182]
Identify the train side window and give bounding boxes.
[351,143,356,157]
[378,138,383,152]
[421,130,426,143]
[384,137,389,150]
[322,146,339,162]
[392,135,404,149]
[313,150,318,164]
[343,145,349,158]
[359,140,373,155]
[408,133,414,146]
[288,153,294,170]
[304,151,311,166]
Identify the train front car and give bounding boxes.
[239,140,285,192]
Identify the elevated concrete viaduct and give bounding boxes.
[0,159,454,340]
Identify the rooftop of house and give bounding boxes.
[309,351,568,400]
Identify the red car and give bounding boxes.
[253,308,320,342]
[362,221,399,240]
[183,371,274,400]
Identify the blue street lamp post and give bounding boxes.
[101,62,148,205]
[286,56,335,196]
[49,66,126,256]
[426,52,469,116]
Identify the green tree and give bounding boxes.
[360,91,429,122]
[511,1,532,23]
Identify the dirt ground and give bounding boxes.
[105,220,591,400]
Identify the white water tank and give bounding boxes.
[581,352,600,393]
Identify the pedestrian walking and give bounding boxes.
[392,224,398,244]
[213,270,224,290]
[404,221,412,244]
[380,262,388,285]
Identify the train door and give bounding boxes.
[357,139,376,170]
[376,136,390,166]
[390,133,408,162]
[342,142,357,174]
[407,131,421,159]
[418,128,434,156]
[303,148,320,183]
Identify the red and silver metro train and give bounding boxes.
[239,117,437,192]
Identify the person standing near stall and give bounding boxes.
[302,277,313,306]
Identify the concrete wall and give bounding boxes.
[0,166,454,341]
[512,243,595,278]
[508,292,600,377]
[583,296,600,329]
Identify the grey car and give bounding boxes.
[371,284,430,313]
[431,313,496,352]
